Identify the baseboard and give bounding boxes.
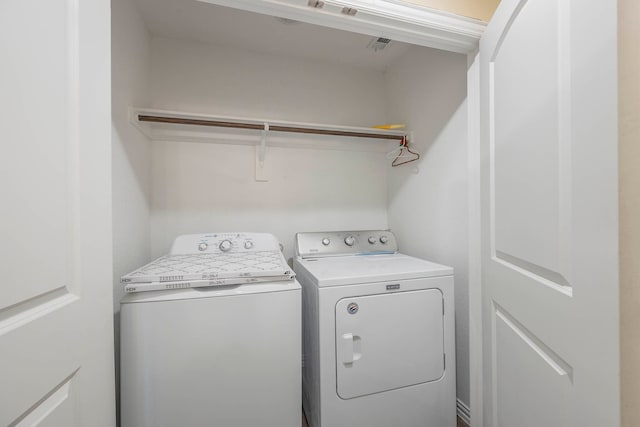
[457,398,471,426]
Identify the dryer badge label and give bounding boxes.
[347,302,359,314]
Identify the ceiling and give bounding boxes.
[133,0,414,71]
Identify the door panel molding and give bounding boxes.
[494,303,572,379]
[1,0,80,311]
[488,0,573,295]
[12,371,78,427]
[492,302,571,427]
[493,252,572,296]
[0,289,77,335]
[487,0,528,63]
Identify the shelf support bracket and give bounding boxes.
[255,122,269,182]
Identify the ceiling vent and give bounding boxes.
[367,37,392,52]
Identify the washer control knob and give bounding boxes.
[219,240,233,252]
[379,235,389,244]
[198,242,208,251]
[322,238,331,246]
[344,236,356,246]
[244,240,254,249]
[368,236,377,244]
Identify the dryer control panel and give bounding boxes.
[295,230,398,258]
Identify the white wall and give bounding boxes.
[148,37,391,259]
[384,46,470,407]
[111,0,151,420]
[149,37,390,125]
[112,0,151,306]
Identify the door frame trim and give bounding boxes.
[197,0,485,54]
[467,51,483,427]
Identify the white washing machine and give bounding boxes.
[120,233,301,427]
[293,230,456,427]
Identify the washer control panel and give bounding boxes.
[295,230,398,258]
[170,232,280,255]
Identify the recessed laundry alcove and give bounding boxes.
[112,0,473,422]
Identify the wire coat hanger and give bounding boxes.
[391,136,420,167]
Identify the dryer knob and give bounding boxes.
[219,240,233,252]
[244,240,254,249]
[198,242,208,251]
[368,236,377,244]
[344,236,356,246]
[322,238,331,246]
[379,235,389,244]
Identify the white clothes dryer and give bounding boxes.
[120,233,301,427]
[293,230,456,427]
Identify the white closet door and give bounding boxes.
[0,0,114,425]
[479,1,619,426]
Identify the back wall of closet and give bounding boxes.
[148,36,392,259]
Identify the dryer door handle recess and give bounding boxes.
[340,333,362,365]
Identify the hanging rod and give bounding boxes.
[137,114,405,141]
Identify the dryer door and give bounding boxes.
[335,289,444,399]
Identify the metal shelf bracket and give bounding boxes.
[256,122,269,182]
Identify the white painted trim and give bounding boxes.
[466,51,483,427]
[196,0,485,54]
[457,397,471,426]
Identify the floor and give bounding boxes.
[301,413,469,426]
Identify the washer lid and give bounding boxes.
[295,253,452,287]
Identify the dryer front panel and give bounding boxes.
[334,289,444,400]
